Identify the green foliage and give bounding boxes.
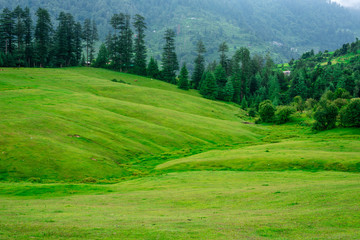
[93,44,108,68]
[133,14,147,76]
[178,63,189,90]
[200,72,218,100]
[293,96,305,112]
[248,108,257,117]
[192,40,206,90]
[259,100,275,123]
[161,29,179,84]
[147,57,160,79]
[340,99,360,127]
[223,79,234,102]
[313,100,339,131]
[275,106,295,124]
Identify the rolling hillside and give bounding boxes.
[0,67,261,181]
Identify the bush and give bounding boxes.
[305,98,317,110]
[259,100,275,123]
[340,99,360,127]
[81,177,97,183]
[312,100,338,131]
[248,108,257,117]
[333,98,348,109]
[275,106,296,124]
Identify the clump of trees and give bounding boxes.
[0,6,98,67]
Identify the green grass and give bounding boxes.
[0,67,260,181]
[1,67,360,239]
[0,171,359,239]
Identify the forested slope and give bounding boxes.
[1,0,359,64]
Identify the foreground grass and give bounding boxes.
[0,171,359,239]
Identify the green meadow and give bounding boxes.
[0,67,359,239]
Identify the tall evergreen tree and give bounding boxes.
[23,7,33,66]
[147,57,160,79]
[192,40,206,89]
[73,22,82,64]
[34,8,52,67]
[13,6,25,66]
[200,72,218,100]
[178,63,189,90]
[0,8,15,55]
[94,43,108,68]
[82,18,92,65]
[133,14,147,75]
[162,29,179,84]
[90,19,98,63]
[218,42,229,71]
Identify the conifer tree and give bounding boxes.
[147,57,160,79]
[192,40,206,89]
[94,43,108,68]
[178,63,189,90]
[0,8,15,55]
[133,14,147,76]
[223,79,234,102]
[23,7,33,66]
[162,29,179,84]
[218,42,229,74]
[34,8,52,67]
[200,72,218,100]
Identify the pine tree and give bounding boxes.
[192,40,206,89]
[35,8,52,67]
[73,22,82,64]
[200,72,218,100]
[0,8,15,55]
[241,96,248,109]
[90,19,98,64]
[82,18,92,65]
[218,42,229,74]
[133,14,147,76]
[13,6,25,66]
[178,63,189,90]
[23,7,33,66]
[214,64,227,88]
[223,79,234,102]
[162,29,179,84]
[147,57,160,79]
[268,74,280,105]
[94,43,108,68]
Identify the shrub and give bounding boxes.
[81,177,97,183]
[293,96,305,112]
[248,108,257,117]
[275,106,296,124]
[259,100,275,123]
[312,100,338,131]
[333,98,348,109]
[305,98,317,110]
[340,99,360,127]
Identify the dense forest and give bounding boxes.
[1,0,359,64]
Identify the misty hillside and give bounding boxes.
[1,0,360,64]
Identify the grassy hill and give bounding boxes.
[0,67,261,181]
[1,67,360,239]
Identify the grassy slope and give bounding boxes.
[1,68,360,239]
[0,67,260,181]
[1,171,359,239]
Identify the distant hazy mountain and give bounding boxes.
[1,0,359,65]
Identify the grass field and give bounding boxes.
[1,171,360,239]
[1,67,360,239]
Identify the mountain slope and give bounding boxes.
[1,0,359,64]
[0,67,260,181]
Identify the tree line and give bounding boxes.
[0,6,98,67]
